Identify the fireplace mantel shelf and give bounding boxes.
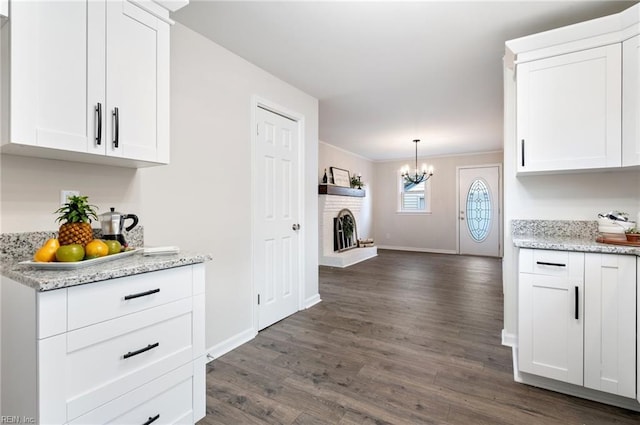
[318,185,365,197]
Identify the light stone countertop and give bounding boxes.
[1,251,212,292]
[513,236,640,255]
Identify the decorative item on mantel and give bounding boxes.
[400,139,434,184]
[330,166,351,187]
[350,173,363,189]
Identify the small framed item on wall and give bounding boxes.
[330,167,351,187]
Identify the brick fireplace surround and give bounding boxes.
[318,188,377,267]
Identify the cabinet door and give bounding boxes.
[518,250,584,385]
[584,253,635,398]
[106,0,169,163]
[10,1,105,153]
[623,35,640,166]
[517,45,622,173]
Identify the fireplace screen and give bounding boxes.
[333,208,358,252]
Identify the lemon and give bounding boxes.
[56,244,85,262]
[85,239,109,259]
[33,238,60,262]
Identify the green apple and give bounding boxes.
[104,240,122,255]
[55,244,85,262]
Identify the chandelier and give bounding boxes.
[401,139,434,185]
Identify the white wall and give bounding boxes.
[0,155,142,233]
[140,23,319,356]
[373,152,503,252]
[502,66,640,339]
[319,141,374,239]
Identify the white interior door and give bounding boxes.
[254,106,301,330]
[458,166,501,257]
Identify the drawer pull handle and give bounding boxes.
[124,288,160,300]
[142,414,160,425]
[112,106,119,148]
[575,286,579,320]
[123,342,159,360]
[536,261,566,267]
[95,103,102,145]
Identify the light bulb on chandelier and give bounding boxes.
[401,139,434,184]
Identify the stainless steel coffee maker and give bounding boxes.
[99,207,139,247]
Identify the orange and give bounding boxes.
[84,239,109,259]
[33,238,60,262]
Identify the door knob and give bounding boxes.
[292,223,301,231]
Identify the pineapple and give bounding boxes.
[55,195,99,246]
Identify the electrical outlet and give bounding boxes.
[60,190,80,206]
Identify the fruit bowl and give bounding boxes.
[19,249,141,270]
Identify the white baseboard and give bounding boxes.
[376,245,457,255]
[501,329,517,347]
[517,371,640,412]
[512,344,640,411]
[304,294,322,309]
[206,327,257,362]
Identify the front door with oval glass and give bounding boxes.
[458,166,501,257]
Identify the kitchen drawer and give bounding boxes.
[519,248,584,277]
[68,363,193,425]
[67,266,193,330]
[64,299,194,420]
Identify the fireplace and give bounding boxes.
[319,187,377,267]
[334,209,358,252]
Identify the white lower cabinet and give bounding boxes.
[584,253,636,398]
[518,249,584,385]
[1,264,207,424]
[518,249,637,399]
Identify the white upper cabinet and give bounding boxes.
[623,35,640,167]
[517,45,622,173]
[10,1,96,153]
[2,0,181,167]
[105,1,169,163]
[507,3,640,175]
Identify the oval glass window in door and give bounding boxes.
[466,179,491,242]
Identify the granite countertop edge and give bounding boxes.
[513,236,640,255]
[1,251,213,291]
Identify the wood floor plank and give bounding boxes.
[200,250,640,424]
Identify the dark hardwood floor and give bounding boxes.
[199,250,640,424]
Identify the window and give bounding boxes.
[398,174,431,213]
[466,178,491,241]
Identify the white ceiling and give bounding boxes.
[173,1,638,161]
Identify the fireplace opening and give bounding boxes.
[333,208,358,252]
